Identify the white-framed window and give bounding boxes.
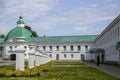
[70,46,73,51]
[56,46,59,51]
[50,54,52,58]
[43,46,46,51]
[85,45,88,51]
[10,46,12,51]
[49,46,52,51]
[63,46,66,51]
[78,45,81,51]
[64,54,67,58]
[71,54,73,58]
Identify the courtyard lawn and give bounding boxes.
[0,60,119,80]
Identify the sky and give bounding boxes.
[0,0,120,36]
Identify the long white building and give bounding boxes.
[95,15,120,63]
[0,15,120,64]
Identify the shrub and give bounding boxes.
[0,61,54,77]
[0,69,6,77]
[14,70,24,77]
[5,70,14,77]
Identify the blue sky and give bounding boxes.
[0,0,120,36]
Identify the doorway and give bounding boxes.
[10,54,16,60]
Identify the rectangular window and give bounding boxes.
[43,46,46,51]
[78,45,81,51]
[24,46,27,49]
[56,46,59,51]
[15,46,17,48]
[0,47,3,51]
[49,46,52,51]
[70,46,73,51]
[71,54,73,58]
[63,46,66,51]
[49,54,52,58]
[64,54,67,58]
[85,45,88,51]
[10,46,12,51]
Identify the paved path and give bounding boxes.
[84,61,120,78]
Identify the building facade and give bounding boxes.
[0,16,97,61]
[0,15,120,63]
[95,15,120,63]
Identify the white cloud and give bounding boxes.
[0,0,120,36]
[2,0,59,20]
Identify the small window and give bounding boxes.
[78,45,81,51]
[64,54,67,58]
[71,54,73,58]
[50,54,52,58]
[0,47,3,51]
[85,45,88,51]
[10,46,12,50]
[43,46,46,51]
[56,46,59,51]
[24,54,27,56]
[63,46,66,51]
[70,46,73,51]
[49,46,52,51]
[24,46,27,49]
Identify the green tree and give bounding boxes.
[24,25,38,37]
[0,34,5,38]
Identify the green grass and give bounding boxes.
[0,60,119,80]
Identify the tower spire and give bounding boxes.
[17,13,25,27]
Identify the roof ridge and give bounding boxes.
[37,35,98,38]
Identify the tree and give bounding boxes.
[24,25,38,37]
[0,34,5,38]
[32,31,38,37]
[24,25,31,31]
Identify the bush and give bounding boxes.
[0,69,6,77]
[14,70,24,77]
[0,61,54,77]
[5,70,14,77]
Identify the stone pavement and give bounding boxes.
[84,61,120,78]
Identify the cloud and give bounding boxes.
[36,0,120,35]
[0,0,120,36]
[1,0,60,20]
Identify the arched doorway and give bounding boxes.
[10,54,16,60]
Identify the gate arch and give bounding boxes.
[10,54,16,60]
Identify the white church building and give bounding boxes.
[0,15,120,64]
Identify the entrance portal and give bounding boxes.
[10,54,16,60]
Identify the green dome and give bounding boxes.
[5,27,33,42]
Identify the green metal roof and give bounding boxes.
[4,27,33,42]
[0,38,5,42]
[30,35,98,43]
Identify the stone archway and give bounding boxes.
[10,54,16,60]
